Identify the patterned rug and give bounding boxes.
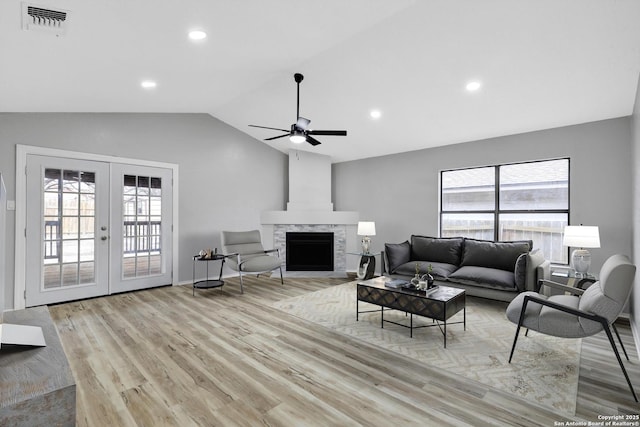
[271,281,580,415]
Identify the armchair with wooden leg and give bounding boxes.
[506,254,638,402]
[221,230,284,294]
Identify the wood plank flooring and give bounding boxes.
[48,276,640,426]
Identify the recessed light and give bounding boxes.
[370,109,382,119]
[141,80,157,89]
[188,30,207,40]
[466,81,481,92]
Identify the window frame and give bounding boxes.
[439,158,570,262]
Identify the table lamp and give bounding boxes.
[562,225,600,277]
[357,221,376,254]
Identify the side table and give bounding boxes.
[192,254,227,296]
[538,269,597,295]
[348,251,381,280]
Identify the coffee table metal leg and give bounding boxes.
[410,313,413,338]
[444,320,447,348]
[356,298,359,321]
[381,307,384,328]
[464,306,466,330]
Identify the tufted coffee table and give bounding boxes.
[356,276,465,348]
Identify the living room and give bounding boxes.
[1,1,640,425]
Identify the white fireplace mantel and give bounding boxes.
[261,209,359,225]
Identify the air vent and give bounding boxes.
[22,3,70,36]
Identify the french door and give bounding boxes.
[25,155,173,306]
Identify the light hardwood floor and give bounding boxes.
[48,276,640,426]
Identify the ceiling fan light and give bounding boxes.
[290,134,306,144]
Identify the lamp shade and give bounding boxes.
[357,221,376,236]
[562,225,600,248]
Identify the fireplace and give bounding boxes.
[286,232,334,271]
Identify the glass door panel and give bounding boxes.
[122,174,162,278]
[43,169,98,288]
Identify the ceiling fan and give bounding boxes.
[249,73,347,146]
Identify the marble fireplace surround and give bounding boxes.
[260,211,360,273]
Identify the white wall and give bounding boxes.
[631,74,640,341]
[333,117,633,277]
[0,113,287,311]
[287,150,333,211]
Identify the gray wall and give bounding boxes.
[333,117,633,280]
[0,113,287,311]
[632,74,640,337]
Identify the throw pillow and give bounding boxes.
[525,249,546,291]
[514,252,528,291]
[384,241,411,273]
[410,235,464,265]
[460,239,531,272]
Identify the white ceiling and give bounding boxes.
[1,0,640,163]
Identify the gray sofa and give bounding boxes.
[382,235,550,302]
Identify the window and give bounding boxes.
[440,159,569,263]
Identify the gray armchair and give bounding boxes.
[506,254,637,402]
[221,230,283,294]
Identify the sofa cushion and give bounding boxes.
[410,235,463,265]
[384,241,411,273]
[460,239,532,272]
[394,261,458,279]
[448,266,517,290]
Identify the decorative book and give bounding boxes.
[385,279,410,289]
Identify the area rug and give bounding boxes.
[271,281,580,415]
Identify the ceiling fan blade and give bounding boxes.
[307,130,347,136]
[296,117,311,130]
[306,135,322,146]
[265,133,290,141]
[249,124,290,132]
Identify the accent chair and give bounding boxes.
[221,230,283,294]
[506,253,637,402]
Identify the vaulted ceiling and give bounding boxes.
[1,0,639,162]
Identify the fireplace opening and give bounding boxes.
[286,232,334,271]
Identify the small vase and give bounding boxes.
[422,273,435,289]
[411,274,421,288]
